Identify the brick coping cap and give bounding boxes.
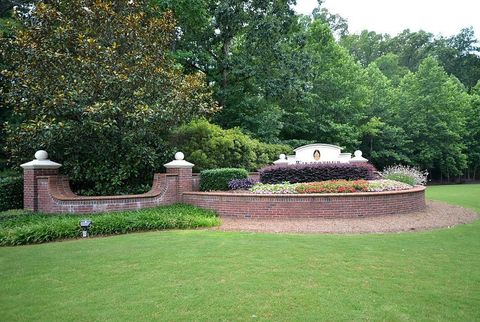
[184,185,425,197]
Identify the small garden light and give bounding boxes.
[80,220,92,238]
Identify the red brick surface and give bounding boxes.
[24,167,426,217]
[23,169,59,211]
[29,173,179,214]
[182,187,426,218]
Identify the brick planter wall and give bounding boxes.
[182,187,426,218]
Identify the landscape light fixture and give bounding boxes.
[80,220,92,238]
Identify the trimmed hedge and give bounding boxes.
[200,168,248,191]
[0,204,220,246]
[0,176,23,211]
[259,163,377,184]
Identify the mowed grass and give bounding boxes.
[426,183,480,210]
[0,185,479,321]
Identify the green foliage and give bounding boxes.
[279,18,370,150]
[396,57,469,179]
[373,53,409,86]
[170,119,291,172]
[382,164,428,186]
[0,204,219,246]
[199,168,248,191]
[0,176,22,211]
[155,0,296,142]
[341,28,480,89]
[465,82,480,179]
[1,0,218,195]
[381,173,415,186]
[359,63,411,169]
[2,0,479,188]
[339,30,389,66]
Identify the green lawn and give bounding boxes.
[426,183,480,210]
[1,185,479,321]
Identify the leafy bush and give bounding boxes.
[0,204,219,246]
[382,165,428,186]
[228,178,257,190]
[259,163,377,184]
[0,176,22,211]
[295,180,369,194]
[170,119,291,171]
[250,182,299,194]
[367,179,412,192]
[200,168,248,191]
[1,1,218,195]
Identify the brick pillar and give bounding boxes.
[164,152,194,202]
[20,150,62,212]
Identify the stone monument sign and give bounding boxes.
[273,143,367,165]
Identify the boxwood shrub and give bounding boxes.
[259,163,377,184]
[200,168,248,191]
[0,176,23,211]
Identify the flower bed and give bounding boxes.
[296,180,369,193]
[246,179,414,194]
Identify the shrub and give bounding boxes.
[170,119,291,171]
[259,163,377,184]
[250,182,299,194]
[0,204,220,246]
[200,168,248,191]
[228,178,257,190]
[295,180,369,194]
[367,179,412,192]
[382,165,428,186]
[0,176,22,211]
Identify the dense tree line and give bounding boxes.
[155,0,480,181]
[1,0,479,191]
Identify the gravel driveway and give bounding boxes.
[214,200,478,234]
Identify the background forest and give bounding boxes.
[1,0,479,194]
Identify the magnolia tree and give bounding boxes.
[1,0,218,194]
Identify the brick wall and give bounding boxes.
[23,169,59,211]
[23,165,426,217]
[31,173,179,214]
[182,187,426,218]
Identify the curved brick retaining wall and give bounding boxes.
[182,187,426,218]
[32,173,179,214]
[21,151,426,217]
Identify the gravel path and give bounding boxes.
[214,200,478,234]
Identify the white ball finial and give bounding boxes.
[279,153,286,160]
[354,150,362,158]
[174,152,185,160]
[35,150,48,161]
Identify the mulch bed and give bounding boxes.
[214,200,478,234]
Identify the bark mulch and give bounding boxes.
[214,200,478,234]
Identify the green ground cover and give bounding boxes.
[0,185,479,321]
[0,204,219,246]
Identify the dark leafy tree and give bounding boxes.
[1,0,218,194]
